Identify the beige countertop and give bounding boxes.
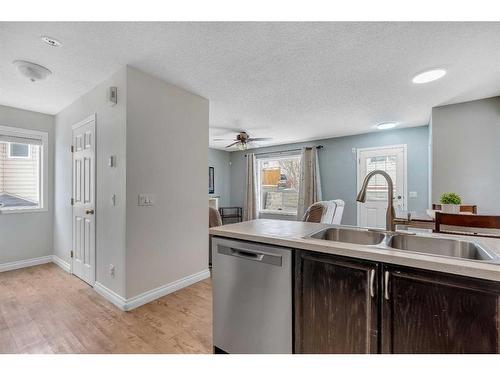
[210,219,500,282]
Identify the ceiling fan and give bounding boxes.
[212,131,272,150]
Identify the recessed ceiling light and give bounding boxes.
[13,60,52,82]
[412,69,446,84]
[376,122,397,130]
[41,35,62,47]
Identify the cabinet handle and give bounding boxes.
[384,271,390,300]
[369,269,376,298]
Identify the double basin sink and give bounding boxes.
[307,226,500,263]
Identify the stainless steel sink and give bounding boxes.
[309,227,385,245]
[389,234,498,262]
[306,225,500,264]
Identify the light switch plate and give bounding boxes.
[409,191,418,198]
[138,194,154,206]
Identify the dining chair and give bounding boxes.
[302,200,344,224]
[435,212,500,238]
[209,206,223,266]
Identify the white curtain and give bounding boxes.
[243,153,258,221]
[297,147,322,220]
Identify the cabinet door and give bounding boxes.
[382,266,500,354]
[294,251,379,353]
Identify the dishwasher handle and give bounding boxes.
[217,246,283,266]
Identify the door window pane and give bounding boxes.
[365,155,397,201]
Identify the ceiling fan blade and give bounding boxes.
[248,137,273,142]
[210,126,244,133]
[212,138,236,141]
[225,141,240,148]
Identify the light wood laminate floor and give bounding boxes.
[0,263,212,353]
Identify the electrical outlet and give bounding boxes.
[109,264,115,277]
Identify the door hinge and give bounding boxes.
[70,145,74,153]
[70,250,74,258]
[70,198,74,206]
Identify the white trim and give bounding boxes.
[356,144,408,226]
[72,113,96,130]
[0,255,52,273]
[52,255,71,273]
[94,282,128,311]
[94,269,211,311]
[124,269,211,311]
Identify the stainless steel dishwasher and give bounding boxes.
[212,237,292,354]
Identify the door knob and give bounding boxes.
[86,209,95,215]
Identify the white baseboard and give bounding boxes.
[51,255,71,273]
[0,255,52,273]
[94,269,211,311]
[94,282,128,311]
[124,269,211,311]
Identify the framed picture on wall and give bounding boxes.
[209,166,215,194]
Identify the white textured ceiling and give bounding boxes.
[1,22,500,149]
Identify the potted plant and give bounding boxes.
[440,192,462,214]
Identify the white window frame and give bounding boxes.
[8,142,32,159]
[0,125,48,214]
[256,152,302,216]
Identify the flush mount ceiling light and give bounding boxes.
[41,35,62,47]
[13,60,52,82]
[412,69,446,84]
[376,121,398,130]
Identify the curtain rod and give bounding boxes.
[244,145,323,157]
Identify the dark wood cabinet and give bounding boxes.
[294,251,500,354]
[294,250,379,353]
[381,265,500,354]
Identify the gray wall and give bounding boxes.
[230,126,430,225]
[125,67,209,299]
[0,105,54,265]
[55,67,127,297]
[431,96,500,214]
[209,148,231,207]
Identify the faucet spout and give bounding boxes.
[356,170,396,231]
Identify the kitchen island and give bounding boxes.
[210,219,500,354]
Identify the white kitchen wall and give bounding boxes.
[125,66,209,299]
[54,67,127,297]
[0,105,54,265]
[431,96,500,214]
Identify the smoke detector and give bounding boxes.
[41,35,62,47]
[13,60,52,82]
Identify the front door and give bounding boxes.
[72,115,96,285]
[357,145,406,229]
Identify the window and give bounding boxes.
[0,126,47,212]
[365,155,398,201]
[257,154,301,215]
[8,143,31,159]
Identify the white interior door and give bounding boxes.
[357,145,407,229]
[72,115,96,285]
